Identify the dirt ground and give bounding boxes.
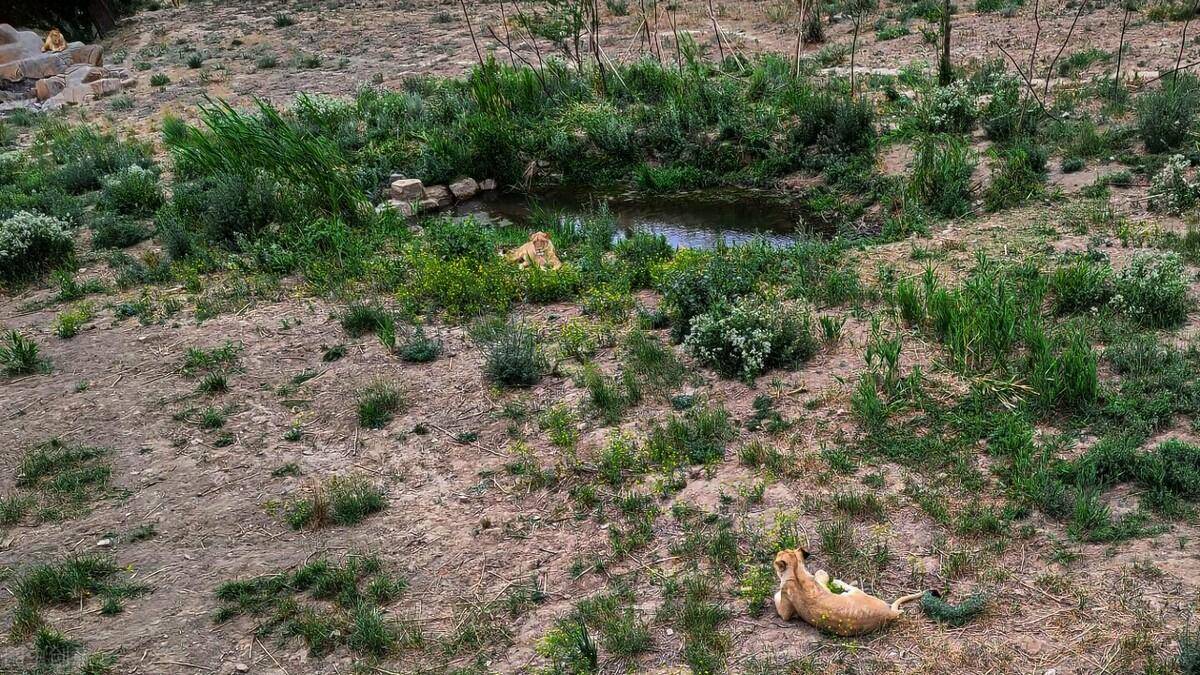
[3,1,1200,674]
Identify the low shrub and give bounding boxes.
[983,141,1047,212]
[357,381,404,429]
[523,264,581,303]
[91,213,150,250]
[99,165,163,216]
[614,232,673,288]
[914,81,977,134]
[395,327,442,363]
[0,330,48,375]
[423,216,494,262]
[0,211,74,284]
[1149,154,1197,214]
[1111,252,1190,328]
[684,294,816,381]
[286,475,386,528]
[484,322,546,387]
[1137,75,1200,154]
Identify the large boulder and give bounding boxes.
[390,178,424,202]
[424,185,452,208]
[449,177,479,201]
[0,24,129,110]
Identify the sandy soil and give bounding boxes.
[3,1,1200,674]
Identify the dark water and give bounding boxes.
[452,188,816,249]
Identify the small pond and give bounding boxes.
[452,187,823,249]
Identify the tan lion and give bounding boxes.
[42,29,67,52]
[773,548,926,636]
[505,231,562,270]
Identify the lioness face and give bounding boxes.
[531,231,550,250]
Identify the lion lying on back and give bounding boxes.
[773,548,926,636]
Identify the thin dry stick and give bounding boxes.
[1042,0,1087,100]
[512,0,546,70]
[485,25,549,93]
[652,0,664,63]
[708,0,725,61]
[498,0,516,67]
[459,0,485,66]
[793,0,807,77]
[667,3,683,71]
[591,0,607,93]
[1113,2,1131,86]
[1174,0,1199,83]
[1137,57,1200,88]
[994,40,1054,119]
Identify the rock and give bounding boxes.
[387,200,415,217]
[424,184,452,207]
[390,178,424,202]
[235,664,249,673]
[96,538,113,547]
[448,177,479,201]
[419,198,439,212]
[479,178,497,191]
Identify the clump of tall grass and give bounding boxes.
[1050,256,1113,315]
[909,134,976,219]
[483,321,546,387]
[1137,75,1200,154]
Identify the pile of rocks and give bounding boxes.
[0,24,134,111]
[384,175,497,217]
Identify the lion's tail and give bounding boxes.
[890,590,929,613]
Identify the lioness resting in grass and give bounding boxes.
[773,548,925,636]
[505,231,562,270]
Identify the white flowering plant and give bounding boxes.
[1148,154,1197,214]
[99,164,163,216]
[917,80,977,134]
[1111,252,1190,328]
[684,294,817,382]
[0,210,74,284]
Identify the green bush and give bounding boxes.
[400,252,519,318]
[395,327,442,363]
[523,264,581,303]
[684,294,816,381]
[423,216,494,262]
[99,164,163,216]
[1050,257,1113,315]
[170,171,285,247]
[614,232,673,288]
[0,211,74,284]
[484,322,546,387]
[913,81,977,134]
[983,141,1047,212]
[1112,252,1190,328]
[1137,76,1200,154]
[982,76,1037,143]
[43,123,152,194]
[91,213,150,250]
[0,330,47,375]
